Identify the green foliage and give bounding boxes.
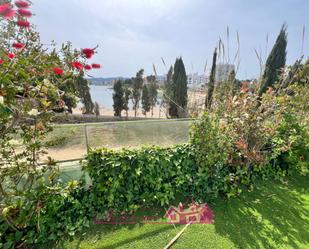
[0,180,94,248]
[205,48,217,109]
[131,69,144,117]
[170,57,188,118]
[75,74,94,114]
[84,144,197,211]
[112,80,124,117]
[259,25,287,96]
[163,66,173,116]
[191,76,309,199]
[147,77,158,117]
[123,87,131,119]
[190,113,233,199]
[141,84,150,116]
[94,102,100,117]
[0,3,99,248]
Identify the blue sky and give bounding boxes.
[32,0,309,79]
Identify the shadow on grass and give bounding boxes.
[214,173,309,249]
[55,223,176,249]
[54,205,179,249]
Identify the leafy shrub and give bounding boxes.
[190,113,233,199]
[190,83,309,198]
[84,144,197,211]
[271,111,309,174]
[0,180,94,248]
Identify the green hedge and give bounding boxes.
[84,143,293,213]
[84,144,197,211]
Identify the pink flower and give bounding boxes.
[15,1,30,9]
[0,4,16,19]
[53,67,64,75]
[84,64,92,70]
[13,42,25,49]
[16,20,30,28]
[8,53,15,59]
[91,63,101,69]
[82,48,95,59]
[0,60,4,65]
[17,9,32,17]
[71,61,83,71]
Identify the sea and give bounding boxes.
[89,85,114,109]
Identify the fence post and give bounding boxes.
[84,124,90,152]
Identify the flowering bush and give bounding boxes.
[190,61,309,199]
[0,1,101,248]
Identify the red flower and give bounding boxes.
[15,0,30,9]
[0,4,15,19]
[16,20,30,28]
[0,60,4,65]
[71,61,84,70]
[13,42,25,49]
[17,9,32,17]
[84,64,92,70]
[236,138,248,151]
[8,53,15,59]
[91,63,101,69]
[59,99,65,108]
[82,48,95,59]
[53,67,64,75]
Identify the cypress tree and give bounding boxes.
[94,102,100,117]
[258,25,287,96]
[205,48,217,110]
[163,66,173,116]
[170,57,188,118]
[123,87,131,119]
[131,69,144,117]
[73,73,94,114]
[113,79,124,117]
[141,84,150,117]
[147,76,158,117]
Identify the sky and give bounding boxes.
[31,0,309,79]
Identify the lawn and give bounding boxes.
[50,172,309,249]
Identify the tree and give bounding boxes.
[141,84,151,117]
[131,69,144,117]
[146,75,156,83]
[163,66,173,117]
[94,102,100,117]
[113,79,124,117]
[205,48,217,109]
[146,75,158,117]
[258,25,287,96]
[170,57,188,118]
[123,78,133,86]
[75,73,94,114]
[148,81,158,117]
[123,87,131,119]
[0,2,101,246]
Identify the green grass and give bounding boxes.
[50,173,309,249]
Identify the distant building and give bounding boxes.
[215,64,235,83]
[155,75,166,85]
[187,73,208,87]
